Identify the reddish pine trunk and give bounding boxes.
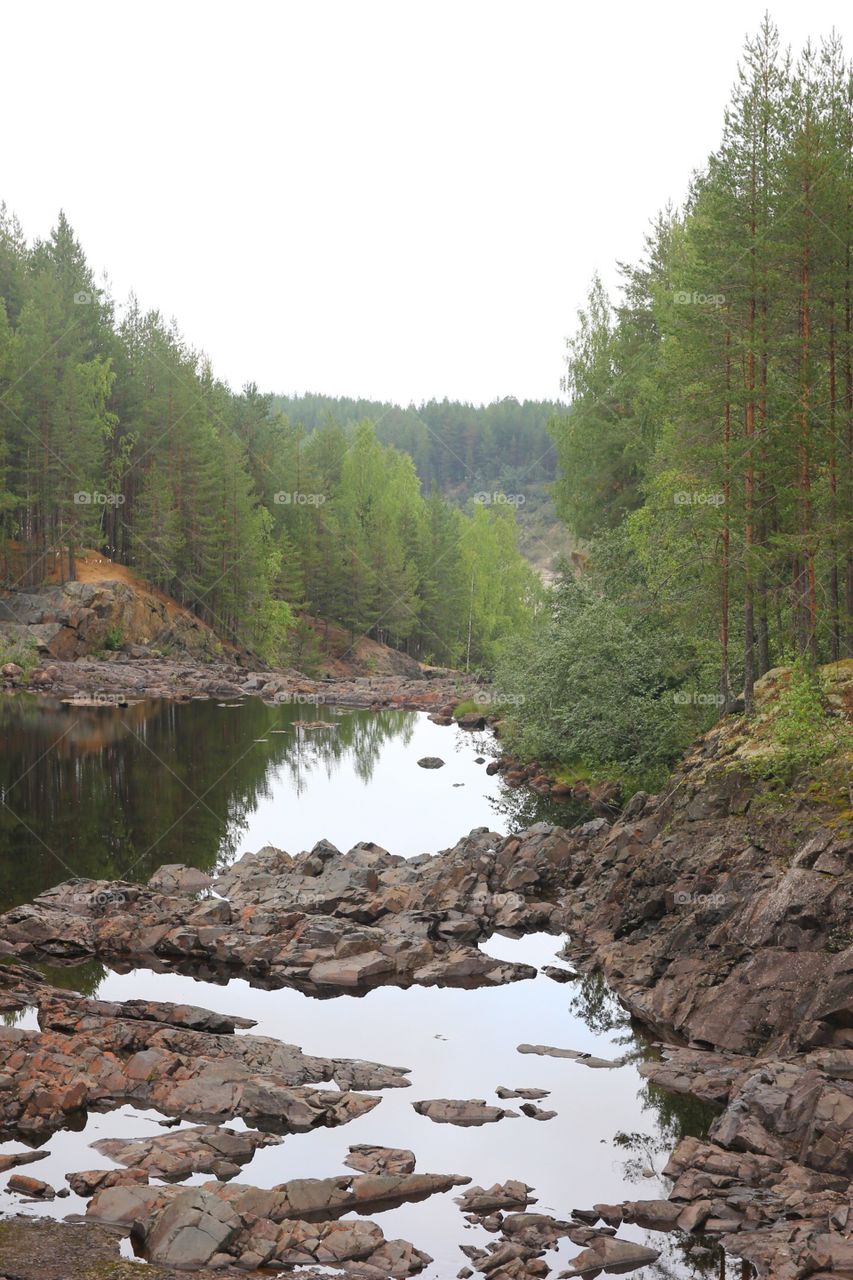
[720,331,732,709]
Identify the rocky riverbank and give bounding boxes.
[0,666,851,1278]
[0,570,450,683]
[0,652,482,714]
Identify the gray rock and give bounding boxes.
[412,1098,517,1126]
[144,1187,240,1268]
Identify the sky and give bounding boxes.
[4,0,853,406]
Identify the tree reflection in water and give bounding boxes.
[0,695,415,910]
[568,972,738,1278]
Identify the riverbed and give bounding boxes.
[0,697,728,1278]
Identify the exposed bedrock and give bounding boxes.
[0,993,408,1140]
[0,825,573,994]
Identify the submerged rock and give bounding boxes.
[519,1102,556,1120]
[0,1149,50,1174]
[517,1044,622,1068]
[495,1086,550,1100]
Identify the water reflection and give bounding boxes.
[0,695,581,911]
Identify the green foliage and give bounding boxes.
[495,575,693,778]
[0,634,38,677]
[103,626,124,651]
[0,212,535,670]
[747,661,853,783]
[451,700,489,717]
[518,19,853,789]
[272,393,559,492]
[547,19,853,708]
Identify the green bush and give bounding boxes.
[0,635,39,677]
[103,625,124,651]
[495,577,694,780]
[748,660,852,784]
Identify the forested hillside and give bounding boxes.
[499,19,853,780]
[272,394,558,490]
[273,394,573,578]
[0,212,538,668]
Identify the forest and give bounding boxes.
[272,393,558,493]
[498,19,853,780]
[0,214,539,669]
[4,19,853,783]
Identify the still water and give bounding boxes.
[0,694,572,908]
[0,696,730,1278]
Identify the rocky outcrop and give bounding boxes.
[91,1125,282,1181]
[0,825,573,994]
[456,1182,537,1215]
[2,650,485,714]
[0,580,228,661]
[344,1145,416,1176]
[0,994,404,1139]
[86,1180,437,1273]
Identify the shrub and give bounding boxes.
[0,635,39,677]
[748,659,852,785]
[103,625,124,651]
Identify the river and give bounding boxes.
[0,695,732,1278]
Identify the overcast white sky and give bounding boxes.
[4,1,852,406]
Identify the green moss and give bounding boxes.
[547,759,667,797]
[452,699,491,717]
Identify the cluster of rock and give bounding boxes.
[0,826,574,995]
[0,988,467,1274]
[477,752,622,811]
[2,640,483,713]
[0,662,850,1278]
[0,993,408,1139]
[536,667,853,1278]
[90,1125,281,1182]
[453,1184,661,1280]
[84,1163,471,1274]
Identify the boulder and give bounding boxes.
[412,1098,518,1126]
